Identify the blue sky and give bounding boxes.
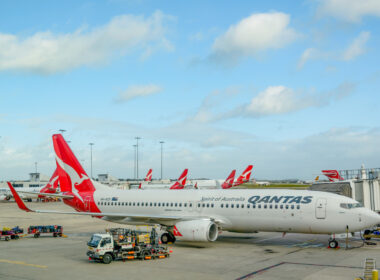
[0,0,379,180]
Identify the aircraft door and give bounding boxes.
[315,198,327,219]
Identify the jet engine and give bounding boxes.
[174,219,218,242]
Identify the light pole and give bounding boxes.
[135,137,141,179]
[133,144,137,179]
[89,143,94,179]
[159,141,164,180]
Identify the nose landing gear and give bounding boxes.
[328,239,339,249]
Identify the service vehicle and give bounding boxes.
[87,228,170,264]
[28,225,63,238]
[0,227,22,241]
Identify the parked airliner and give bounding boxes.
[8,134,380,248]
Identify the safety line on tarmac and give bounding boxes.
[236,261,363,280]
[0,259,47,269]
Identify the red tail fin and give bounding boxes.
[234,165,253,186]
[138,183,142,189]
[170,169,188,190]
[222,170,236,189]
[39,169,59,197]
[322,170,344,182]
[53,134,95,198]
[145,169,153,181]
[194,182,198,189]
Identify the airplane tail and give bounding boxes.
[234,165,253,186]
[38,169,60,197]
[170,169,188,190]
[322,170,344,182]
[52,134,96,195]
[145,169,153,181]
[222,170,236,189]
[194,182,198,189]
[138,183,142,189]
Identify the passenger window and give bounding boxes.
[252,204,255,209]
[231,204,234,208]
[285,205,289,209]
[236,204,239,208]
[118,202,121,206]
[158,203,161,207]
[129,202,132,206]
[269,205,272,209]
[207,203,209,208]
[150,202,153,206]
[291,205,294,209]
[280,205,283,209]
[189,203,192,207]
[241,204,244,208]
[179,203,182,207]
[297,205,300,209]
[137,202,140,206]
[211,204,214,208]
[175,203,178,207]
[154,202,157,206]
[247,204,250,208]
[264,205,267,209]
[184,203,187,207]
[275,205,278,209]
[198,203,201,207]
[258,205,261,209]
[221,204,224,208]
[170,203,173,207]
[226,204,229,208]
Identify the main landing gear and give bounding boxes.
[161,232,176,244]
[328,238,339,249]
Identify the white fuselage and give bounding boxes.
[0,187,43,199]
[90,188,380,235]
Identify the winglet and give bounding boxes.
[7,182,33,212]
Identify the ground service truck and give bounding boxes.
[87,228,170,264]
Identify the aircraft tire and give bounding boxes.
[161,233,170,244]
[329,239,338,248]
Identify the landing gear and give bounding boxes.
[160,232,176,244]
[328,239,339,248]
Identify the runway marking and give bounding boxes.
[236,261,364,280]
[0,259,47,269]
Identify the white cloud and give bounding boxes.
[342,31,370,61]
[0,11,172,74]
[115,84,162,102]
[212,12,299,60]
[297,48,328,69]
[246,86,310,116]
[317,0,380,22]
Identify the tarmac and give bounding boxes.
[1,201,380,280]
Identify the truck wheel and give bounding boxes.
[5,236,10,241]
[34,233,40,238]
[102,254,112,264]
[53,233,57,237]
[161,233,169,244]
[15,235,19,240]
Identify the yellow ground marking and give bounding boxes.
[0,259,47,268]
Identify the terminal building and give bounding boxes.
[310,165,380,212]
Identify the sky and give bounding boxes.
[0,0,379,181]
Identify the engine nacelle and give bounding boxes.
[173,219,218,242]
[0,195,11,201]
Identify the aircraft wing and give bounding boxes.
[17,190,74,199]
[7,182,221,226]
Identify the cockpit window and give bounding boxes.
[340,203,363,209]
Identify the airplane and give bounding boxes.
[193,165,253,189]
[322,170,345,182]
[220,170,236,189]
[233,165,253,186]
[1,170,60,201]
[8,134,380,248]
[138,169,188,190]
[144,169,153,182]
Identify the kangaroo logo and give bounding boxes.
[55,156,90,203]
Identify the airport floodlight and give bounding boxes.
[89,143,94,179]
[135,137,141,179]
[160,141,165,180]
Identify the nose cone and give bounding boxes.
[364,210,380,228]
